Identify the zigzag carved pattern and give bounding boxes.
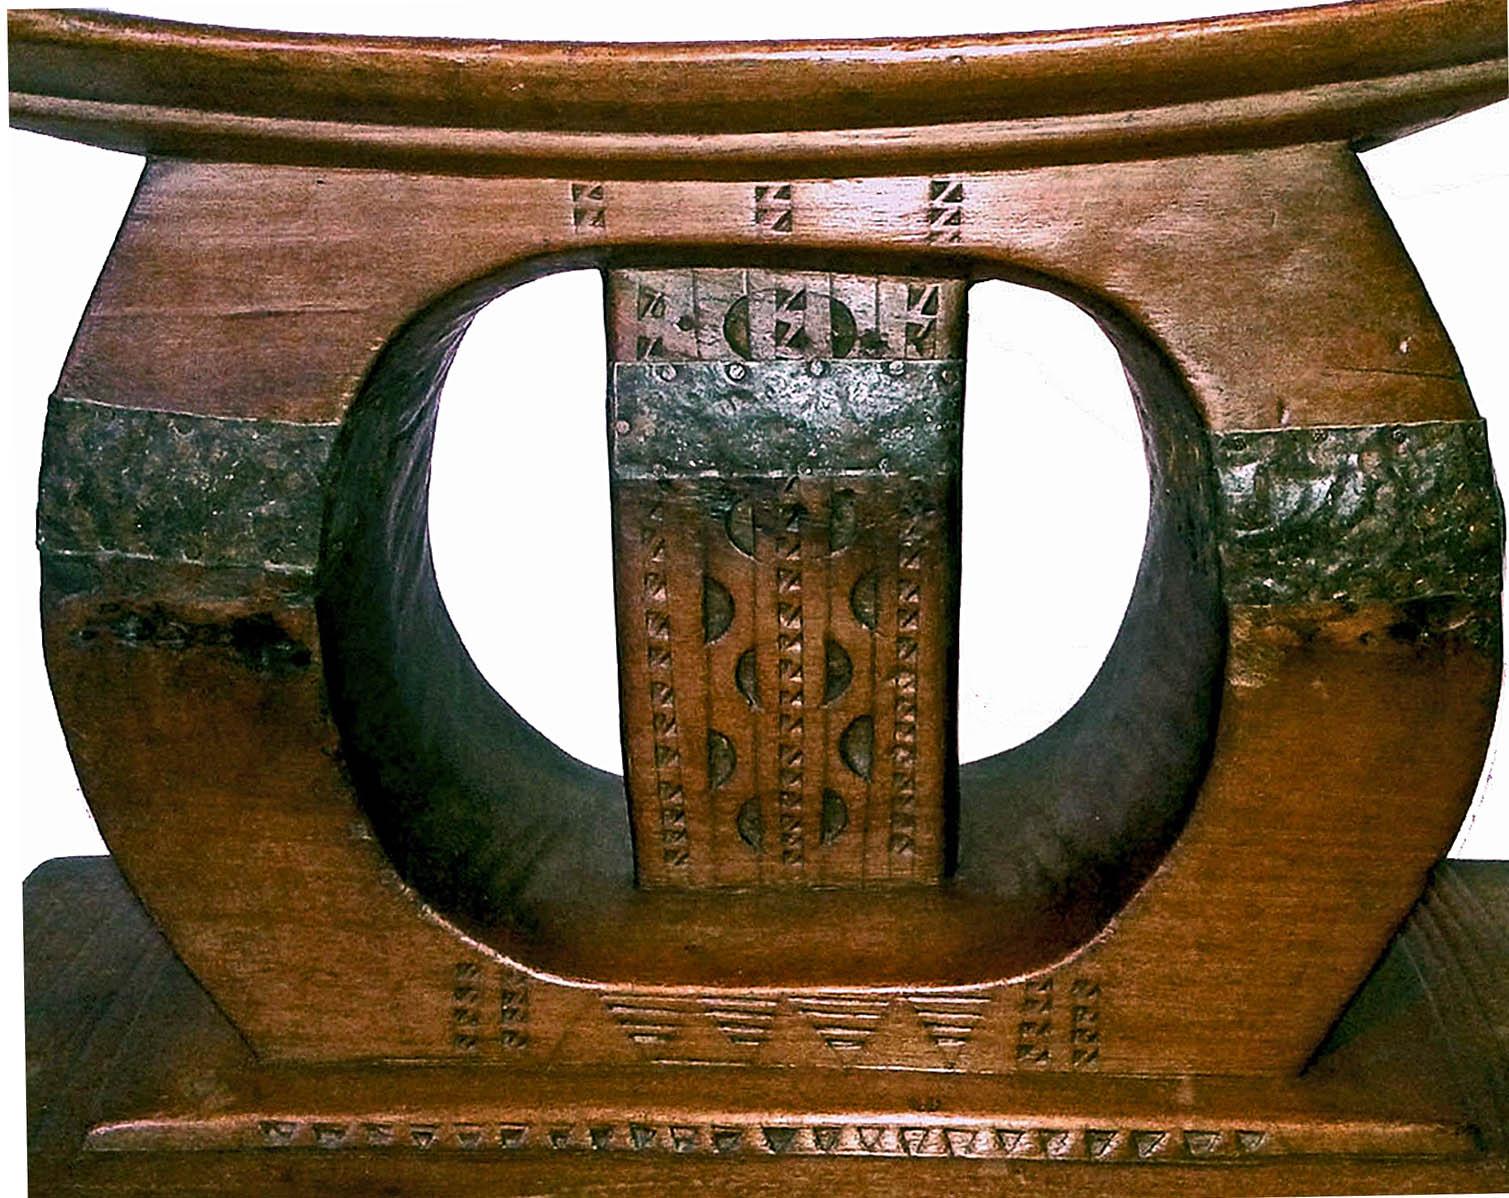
[570,181,606,230]
[244,1118,1273,1160]
[754,183,794,234]
[890,500,925,860]
[775,493,805,867]
[641,499,689,868]
[595,982,1101,1073]
[450,962,481,1056]
[903,282,942,357]
[925,178,964,242]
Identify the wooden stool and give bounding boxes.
[11,3,1509,1193]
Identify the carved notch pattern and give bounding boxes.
[754,183,794,233]
[242,1117,1275,1160]
[607,272,964,888]
[634,284,666,360]
[775,491,806,868]
[500,967,530,1051]
[642,499,690,869]
[890,498,926,860]
[699,994,781,1048]
[602,993,700,1060]
[904,283,943,358]
[791,993,891,1061]
[450,962,481,1055]
[926,179,964,242]
[1070,978,1101,1071]
[1017,978,1053,1069]
[581,980,1110,1073]
[570,181,606,230]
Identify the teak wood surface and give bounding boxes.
[10,1,1509,1194]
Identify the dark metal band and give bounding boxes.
[39,400,1502,611]
[611,360,963,479]
[37,396,335,573]
[1212,420,1503,606]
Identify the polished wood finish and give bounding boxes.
[26,856,1509,1194]
[606,269,965,887]
[11,1,1508,1193]
[6,3,1505,176]
[33,144,1497,1060]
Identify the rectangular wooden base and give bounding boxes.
[25,857,1509,1196]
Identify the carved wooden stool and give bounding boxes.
[11,3,1509,1194]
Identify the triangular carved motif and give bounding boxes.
[905,993,991,1067]
[790,993,891,1063]
[995,1128,1025,1154]
[944,1127,982,1156]
[1185,1130,1222,1157]
[698,993,780,1050]
[762,1126,798,1154]
[601,993,701,1061]
[1086,1129,1118,1158]
[899,1127,940,1156]
[856,1126,889,1153]
[711,1128,743,1154]
[1132,1130,1166,1158]
[1042,1129,1074,1157]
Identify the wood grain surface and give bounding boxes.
[24,856,1509,1194]
[33,146,1499,1068]
[10,2,1508,1194]
[6,2,1506,175]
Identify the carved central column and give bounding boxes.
[608,269,966,888]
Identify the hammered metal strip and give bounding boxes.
[1212,420,1502,606]
[38,396,335,572]
[612,360,963,479]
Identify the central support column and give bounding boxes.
[607,269,966,889]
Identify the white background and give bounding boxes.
[4,3,1506,1194]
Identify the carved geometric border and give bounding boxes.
[96,1117,1290,1162]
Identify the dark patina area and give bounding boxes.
[67,601,313,674]
[1213,421,1503,606]
[612,360,962,480]
[38,396,334,571]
